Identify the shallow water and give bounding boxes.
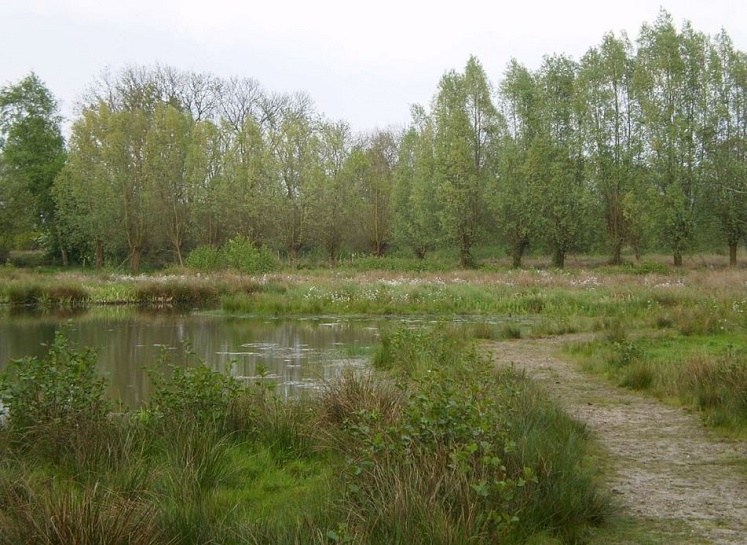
[0,307,381,406]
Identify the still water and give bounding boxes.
[0,307,382,407]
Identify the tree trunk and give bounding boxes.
[131,246,142,272]
[673,251,683,267]
[94,240,104,269]
[610,239,623,266]
[512,239,528,269]
[460,244,475,269]
[553,248,565,268]
[174,244,183,267]
[56,226,69,267]
[729,242,738,268]
[327,245,338,268]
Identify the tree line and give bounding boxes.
[1,10,746,270]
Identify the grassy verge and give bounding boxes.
[0,327,611,544]
[566,330,747,434]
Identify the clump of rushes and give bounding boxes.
[6,282,90,308]
[324,325,610,543]
[677,348,747,429]
[132,280,218,307]
[0,329,609,543]
[568,333,747,431]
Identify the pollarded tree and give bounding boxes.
[54,106,119,268]
[358,129,398,257]
[308,119,355,264]
[705,30,747,266]
[579,32,646,264]
[219,115,274,245]
[265,93,321,261]
[0,73,66,261]
[434,56,500,268]
[534,54,590,268]
[185,119,227,247]
[143,103,194,266]
[495,59,541,267]
[392,105,441,259]
[635,11,711,266]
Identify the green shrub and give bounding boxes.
[185,237,278,275]
[223,236,278,274]
[0,333,109,433]
[184,245,221,271]
[148,361,243,426]
[622,261,670,275]
[337,325,610,543]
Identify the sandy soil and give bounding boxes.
[489,335,747,544]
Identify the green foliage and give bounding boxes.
[184,244,222,270]
[0,73,66,260]
[334,325,609,542]
[148,355,242,425]
[185,236,278,274]
[222,235,278,274]
[0,332,109,432]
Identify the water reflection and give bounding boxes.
[0,307,380,406]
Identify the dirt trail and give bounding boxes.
[489,336,747,544]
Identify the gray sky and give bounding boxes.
[2,0,746,134]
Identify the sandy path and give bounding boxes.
[489,336,747,544]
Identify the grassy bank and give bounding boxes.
[4,260,747,437]
[0,327,610,544]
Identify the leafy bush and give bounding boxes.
[147,354,243,426]
[0,333,109,432]
[337,325,610,543]
[186,236,279,275]
[223,235,278,274]
[184,245,221,271]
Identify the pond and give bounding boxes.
[0,307,382,407]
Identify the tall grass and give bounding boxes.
[6,282,90,308]
[322,325,611,543]
[568,332,747,431]
[0,480,164,545]
[0,328,612,543]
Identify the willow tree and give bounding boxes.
[143,103,194,265]
[495,59,541,267]
[354,130,397,257]
[579,32,645,264]
[635,12,710,266]
[54,107,118,268]
[0,73,66,261]
[706,30,747,266]
[393,105,441,259]
[434,56,499,268]
[266,94,321,261]
[308,119,355,264]
[534,54,589,268]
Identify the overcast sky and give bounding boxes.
[2,0,746,134]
